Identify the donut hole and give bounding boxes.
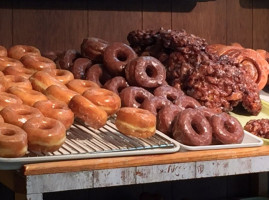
[191,120,203,135]
[224,120,236,133]
[52,103,65,109]
[2,129,16,136]
[39,122,54,130]
[116,51,128,62]
[18,110,33,116]
[145,65,157,78]
[135,96,145,104]
[167,94,176,102]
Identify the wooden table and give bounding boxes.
[1,145,269,200]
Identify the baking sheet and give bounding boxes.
[0,120,180,170]
[179,130,263,151]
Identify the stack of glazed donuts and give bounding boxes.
[0,44,123,158]
[43,36,245,146]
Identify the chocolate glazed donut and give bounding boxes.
[119,86,154,108]
[57,49,80,70]
[103,42,137,76]
[154,85,185,103]
[72,58,92,79]
[85,64,111,87]
[211,112,244,144]
[172,108,212,146]
[104,76,129,95]
[157,104,183,137]
[125,56,166,88]
[174,95,201,110]
[141,96,172,116]
[81,37,109,62]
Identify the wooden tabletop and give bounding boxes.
[23,145,269,176]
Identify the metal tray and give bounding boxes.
[0,120,180,170]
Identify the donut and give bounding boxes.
[45,85,79,105]
[43,68,74,84]
[104,76,129,95]
[153,85,184,102]
[141,96,172,116]
[33,100,74,129]
[56,49,80,70]
[3,66,35,79]
[174,95,201,110]
[125,56,166,88]
[81,37,109,62]
[71,57,92,79]
[69,95,108,129]
[172,108,212,146]
[0,92,23,111]
[23,116,66,153]
[0,71,3,77]
[115,107,156,138]
[157,104,183,136]
[85,64,112,87]
[30,71,67,93]
[0,104,43,127]
[0,46,7,57]
[83,88,121,116]
[0,123,28,158]
[7,86,48,106]
[8,45,41,60]
[20,54,56,71]
[66,79,99,94]
[119,86,154,108]
[103,42,137,76]
[0,56,24,71]
[211,112,244,144]
[0,75,32,91]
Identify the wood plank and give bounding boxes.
[171,0,226,44]
[253,0,269,51]
[87,0,142,43]
[226,0,252,48]
[142,0,172,30]
[0,0,12,48]
[12,0,88,53]
[24,145,269,176]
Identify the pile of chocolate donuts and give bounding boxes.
[0,44,130,158]
[43,34,245,146]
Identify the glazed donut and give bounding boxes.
[0,92,23,111]
[69,95,108,129]
[56,49,80,70]
[104,76,129,95]
[45,85,79,105]
[8,45,40,60]
[211,112,244,144]
[115,107,156,138]
[157,104,183,136]
[66,79,99,94]
[7,86,48,106]
[103,42,137,76]
[119,86,154,108]
[21,54,56,71]
[0,123,28,158]
[81,37,109,62]
[141,96,172,116]
[33,100,74,129]
[0,56,24,71]
[83,88,121,116]
[153,85,185,102]
[3,66,35,79]
[23,116,66,153]
[0,104,43,127]
[71,57,92,79]
[30,71,67,93]
[0,46,7,57]
[43,68,74,84]
[174,95,201,110]
[85,64,112,87]
[172,108,212,146]
[125,56,166,88]
[0,75,32,91]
